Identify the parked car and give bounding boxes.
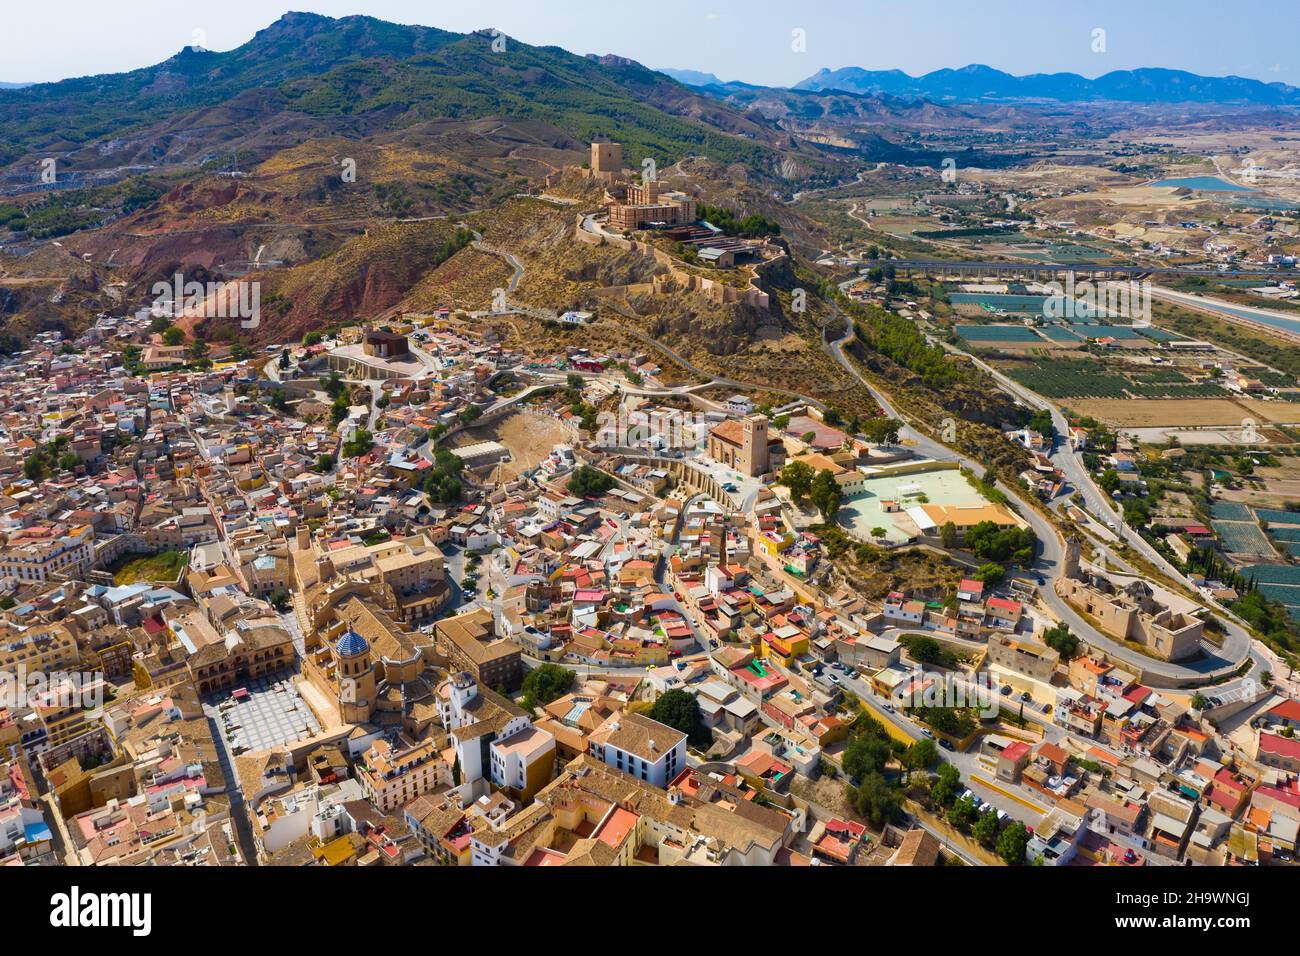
[920,728,934,739]
[939,739,954,752]
[829,674,841,685]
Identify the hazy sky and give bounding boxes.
[3,0,1297,87]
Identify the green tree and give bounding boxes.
[941,521,958,549]
[947,795,979,831]
[778,460,814,503]
[330,392,350,426]
[850,772,902,828]
[809,468,842,520]
[903,737,939,771]
[906,635,945,666]
[314,453,336,473]
[930,762,961,808]
[648,689,712,749]
[568,465,615,498]
[997,821,1030,865]
[520,664,576,709]
[862,417,901,446]
[842,733,892,780]
[1042,622,1079,660]
[965,522,1037,566]
[162,326,184,346]
[975,563,1005,586]
[973,808,1001,848]
[1028,409,1054,438]
[341,429,373,459]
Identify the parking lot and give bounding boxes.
[207,672,322,754]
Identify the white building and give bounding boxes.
[587,712,687,788]
[489,724,556,800]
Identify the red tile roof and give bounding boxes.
[1268,699,1300,723]
[1260,732,1300,761]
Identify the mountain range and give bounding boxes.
[661,62,1300,106]
[0,12,816,176]
[793,64,1300,105]
[0,13,866,342]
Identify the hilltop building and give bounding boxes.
[590,142,623,182]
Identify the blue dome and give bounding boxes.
[334,629,369,658]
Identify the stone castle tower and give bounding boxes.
[590,142,623,182]
[1062,536,1082,581]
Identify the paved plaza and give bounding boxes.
[208,672,322,754]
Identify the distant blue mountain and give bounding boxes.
[657,68,728,88]
[794,64,1300,105]
[0,82,32,90]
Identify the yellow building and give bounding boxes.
[760,627,809,667]
[756,529,794,560]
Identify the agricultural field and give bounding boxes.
[955,324,1043,345]
[1065,398,1300,429]
[1211,502,1254,521]
[1002,358,1222,398]
[1211,519,1274,555]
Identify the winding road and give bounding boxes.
[821,290,1267,692]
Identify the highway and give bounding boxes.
[1148,284,1300,342]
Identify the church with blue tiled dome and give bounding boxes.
[334,629,370,658]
